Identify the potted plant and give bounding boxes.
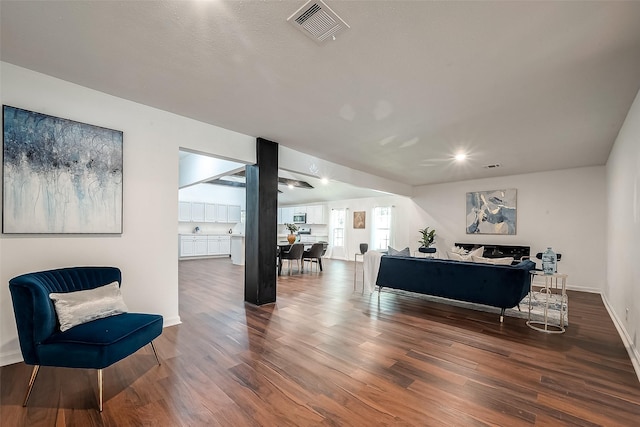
[418,227,436,253]
[285,223,299,244]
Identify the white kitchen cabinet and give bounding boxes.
[180,235,194,256]
[228,205,241,223]
[216,204,228,223]
[194,235,208,255]
[281,207,294,224]
[191,202,205,222]
[219,236,231,254]
[179,202,192,222]
[205,203,217,222]
[207,235,231,255]
[306,205,326,224]
[181,234,229,257]
[294,206,307,215]
[180,235,208,257]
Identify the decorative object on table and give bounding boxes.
[466,189,517,235]
[193,226,200,233]
[359,243,368,254]
[418,227,436,253]
[542,247,557,274]
[3,105,123,234]
[285,223,298,244]
[353,211,366,229]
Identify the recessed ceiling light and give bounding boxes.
[321,177,329,185]
[288,184,294,189]
[455,153,467,162]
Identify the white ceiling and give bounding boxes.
[180,149,385,205]
[2,1,640,187]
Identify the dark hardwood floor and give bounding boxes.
[2,257,639,426]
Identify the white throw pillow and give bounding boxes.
[448,246,484,261]
[471,255,515,265]
[49,282,129,332]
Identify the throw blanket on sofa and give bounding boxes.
[363,250,384,293]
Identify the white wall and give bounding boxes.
[606,87,640,373]
[325,195,417,260]
[332,168,606,294]
[411,167,607,291]
[0,62,412,366]
[0,62,256,365]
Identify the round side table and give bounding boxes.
[527,270,568,334]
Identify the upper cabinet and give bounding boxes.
[228,205,241,223]
[277,204,327,224]
[205,203,217,222]
[179,201,241,223]
[191,202,205,222]
[280,207,294,224]
[178,201,192,222]
[216,204,228,223]
[306,205,326,224]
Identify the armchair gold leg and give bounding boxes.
[150,341,161,366]
[23,365,40,407]
[98,369,103,412]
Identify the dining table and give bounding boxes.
[277,242,313,275]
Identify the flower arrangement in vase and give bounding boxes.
[285,223,299,244]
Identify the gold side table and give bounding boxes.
[527,270,568,334]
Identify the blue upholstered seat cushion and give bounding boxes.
[38,312,163,369]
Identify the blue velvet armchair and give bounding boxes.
[8,266,163,411]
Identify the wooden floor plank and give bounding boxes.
[1,257,639,426]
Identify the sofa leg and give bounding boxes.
[98,368,103,412]
[23,364,40,407]
[500,308,505,323]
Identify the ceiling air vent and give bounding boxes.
[287,0,350,43]
[483,164,501,169]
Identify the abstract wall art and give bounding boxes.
[3,106,123,234]
[466,189,517,235]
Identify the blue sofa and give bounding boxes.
[375,256,536,322]
[8,266,163,411]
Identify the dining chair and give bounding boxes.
[279,243,305,275]
[303,242,325,272]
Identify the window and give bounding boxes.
[331,208,345,247]
[372,206,392,250]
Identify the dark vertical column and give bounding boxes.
[244,138,278,305]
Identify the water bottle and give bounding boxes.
[542,247,557,275]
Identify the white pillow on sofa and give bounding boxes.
[471,255,515,265]
[49,282,129,332]
[447,246,484,261]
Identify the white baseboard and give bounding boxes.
[566,285,602,293]
[601,294,640,383]
[0,350,23,367]
[163,316,181,328]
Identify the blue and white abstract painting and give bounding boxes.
[466,189,517,235]
[3,106,123,234]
